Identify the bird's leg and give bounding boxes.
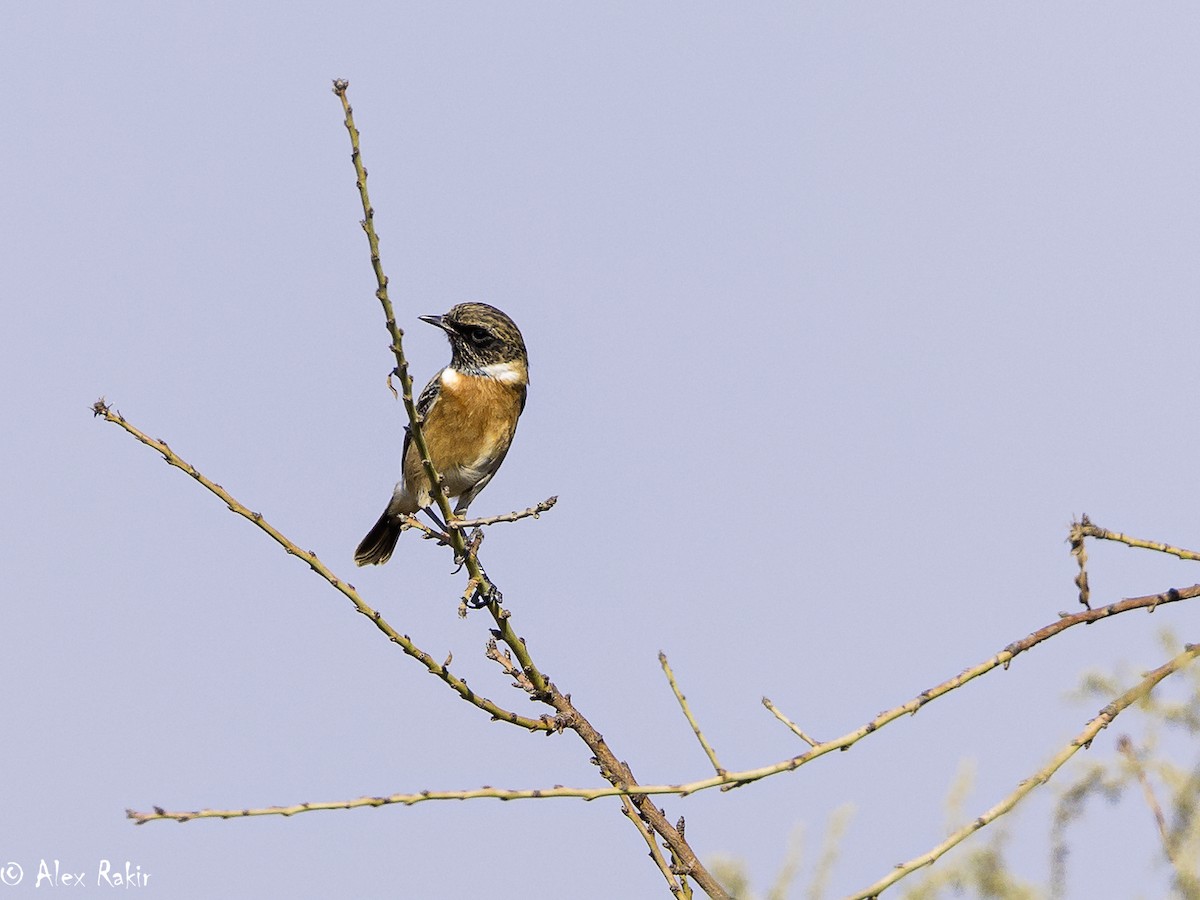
[456,532,499,609]
[431,505,498,606]
[423,506,450,534]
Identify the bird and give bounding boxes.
[354,302,529,566]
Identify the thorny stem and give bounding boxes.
[330,80,727,897]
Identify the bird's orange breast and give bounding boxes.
[402,368,526,500]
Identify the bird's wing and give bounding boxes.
[401,369,445,464]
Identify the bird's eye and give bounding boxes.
[466,325,495,346]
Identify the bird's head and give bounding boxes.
[419,303,528,376]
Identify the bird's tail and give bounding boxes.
[354,509,403,566]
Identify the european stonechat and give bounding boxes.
[354,302,529,566]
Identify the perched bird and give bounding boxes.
[354,302,529,566]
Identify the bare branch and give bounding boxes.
[660,652,725,776]
[619,795,687,897]
[848,642,1200,899]
[1069,517,1091,609]
[1080,517,1200,563]
[761,697,819,747]
[91,400,553,733]
[123,590,1200,825]
[449,496,559,530]
[398,514,446,542]
[1070,513,1200,612]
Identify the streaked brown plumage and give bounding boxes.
[354,303,529,566]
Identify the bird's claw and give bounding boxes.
[465,580,502,609]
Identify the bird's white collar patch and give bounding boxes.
[479,361,525,383]
[443,361,525,384]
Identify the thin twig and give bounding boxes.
[125,785,697,824]
[484,639,539,697]
[619,795,686,897]
[1081,519,1200,563]
[666,815,696,900]
[761,697,819,747]
[660,652,725,775]
[91,400,552,733]
[848,642,1200,899]
[1069,516,1091,609]
[449,496,558,530]
[398,514,447,542]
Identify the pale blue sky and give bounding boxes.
[4,4,1199,898]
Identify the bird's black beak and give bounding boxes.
[419,314,456,335]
